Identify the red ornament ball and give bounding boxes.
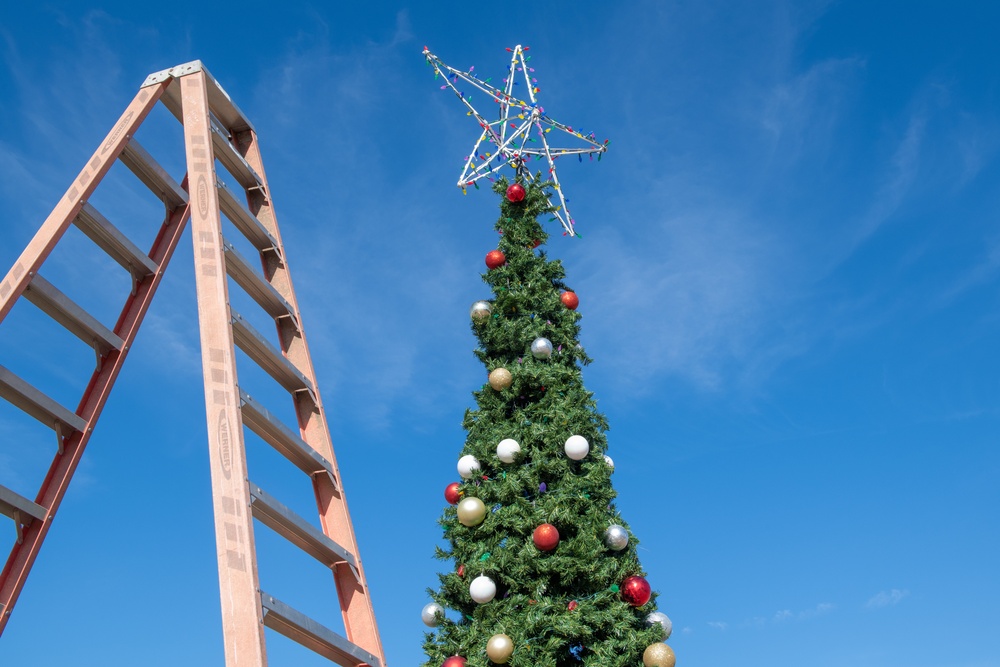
[457,564,466,578]
[444,482,462,505]
[506,183,526,202]
[533,523,560,551]
[621,575,652,607]
[568,600,579,611]
[485,250,507,269]
[442,656,466,667]
[560,291,580,310]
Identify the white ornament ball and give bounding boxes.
[564,434,590,460]
[470,300,492,320]
[421,602,444,627]
[496,438,521,463]
[604,524,629,551]
[530,337,554,359]
[469,575,497,603]
[604,454,615,471]
[457,455,481,479]
[645,611,673,640]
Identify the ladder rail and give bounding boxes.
[235,127,387,661]
[0,82,167,324]
[180,69,269,665]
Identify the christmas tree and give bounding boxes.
[420,177,675,667]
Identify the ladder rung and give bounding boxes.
[223,240,296,322]
[217,181,279,252]
[230,311,312,394]
[0,365,87,435]
[210,115,263,190]
[260,592,381,667]
[74,203,158,277]
[0,485,46,524]
[119,139,188,209]
[249,482,356,570]
[24,275,124,354]
[238,390,335,482]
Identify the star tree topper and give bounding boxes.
[423,44,609,236]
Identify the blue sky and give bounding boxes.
[0,1,998,665]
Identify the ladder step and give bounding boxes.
[210,115,263,190]
[74,203,158,278]
[239,390,335,482]
[230,310,313,394]
[260,591,381,667]
[119,139,188,209]
[0,365,87,434]
[0,485,46,524]
[24,275,124,354]
[223,240,296,322]
[248,482,356,570]
[217,181,279,252]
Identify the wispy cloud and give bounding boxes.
[758,56,865,165]
[866,588,909,609]
[707,620,728,631]
[852,111,926,247]
[740,602,835,628]
[802,602,835,618]
[931,236,1000,307]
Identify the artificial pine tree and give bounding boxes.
[421,176,675,667]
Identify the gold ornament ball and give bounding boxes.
[486,633,514,664]
[488,368,513,391]
[643,643,676,667]
[456,497,487,527]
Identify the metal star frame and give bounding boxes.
[423,44,609,236]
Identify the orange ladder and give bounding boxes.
[0,61,385,667]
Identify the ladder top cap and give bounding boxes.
[142,60,206,87]
[141,60,255,133]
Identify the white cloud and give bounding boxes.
[802,602,835,618]
[707,621,728,631]
[866,589,910,609]
[758,56,865,164]
[852,111,926,247]
[762,603,835,625]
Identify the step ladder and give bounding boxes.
[0,61,385,667]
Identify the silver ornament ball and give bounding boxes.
[645,611,673,640]
[604,454,615,471]
[421,602,444,627]
[470,301,492,320]
[604,524,629,551]
[530,337,554,359]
